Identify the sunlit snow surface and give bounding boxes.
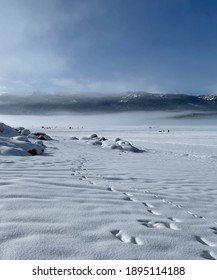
[0,112,217,260]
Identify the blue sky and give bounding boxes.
[0,0,217,94]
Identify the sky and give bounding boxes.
[0,0,217,95]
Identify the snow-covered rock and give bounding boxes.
[28,132,52,140]
[0,122,19,137]
[0,123,46,156]
[113,137,122,142]
[79,133,145,153]
[102,139,144,153]
[21,129,31,135]
[34,132,52,140]
[80,134,99,141]
[69,137,79,140]
[0,137,45,156]
[13,135,30,142]
[16,126,25,132]
[88,133,98,139]
[88,139,102,146]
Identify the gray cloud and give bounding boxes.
[0,0,185,94]
[0,0,99,91]
[50,76,167,94]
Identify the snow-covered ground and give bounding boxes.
[0,112,217,260]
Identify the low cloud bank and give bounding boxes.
[0,92,217,115]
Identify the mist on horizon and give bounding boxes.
[0,92,217,115]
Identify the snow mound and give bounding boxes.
[0,123,49,156]
[79,133,145,153]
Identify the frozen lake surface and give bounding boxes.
[0,112,217,259]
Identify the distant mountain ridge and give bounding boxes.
[0,92,217,115]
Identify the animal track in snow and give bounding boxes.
[187,211,205,219]
[143,202,154,208]
[123,192,133,197]
[210,227,217,234]
[79,175,88,180]
[89,181,96,185]
[161,199,182,209]
[111,230,143,245]
[138,219,180,230]
[154,193,208,220]
[168,217,182,223]
[195,236,216,247]
[151,193,183,209]
[201,250,217,260]
[167,200,173,205]
[107,186,117,192]
[174,204,182,209]
[147,210,162,216]
[123,197,137,202]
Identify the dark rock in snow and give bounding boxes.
[32,132,52,140]
[88,134,98,139]
[28,148,37,156]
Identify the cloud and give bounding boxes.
[51,77,167,94]
[0,2,62,87]
[0,0,196,95]
[0,0,98,88]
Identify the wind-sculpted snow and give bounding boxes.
[0,122,51,156]
[1,122,217,259]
